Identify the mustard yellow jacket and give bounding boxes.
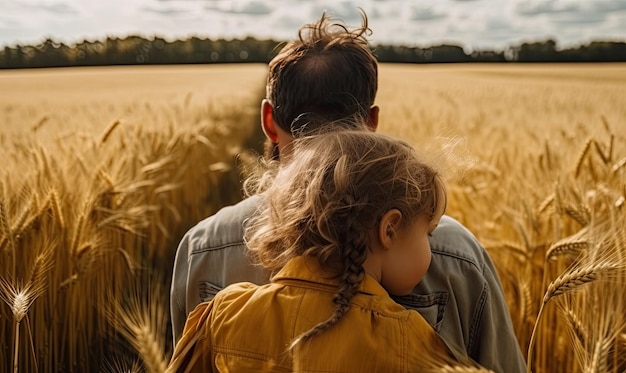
[168,256,465,373]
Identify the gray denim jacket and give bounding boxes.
[170,195,526,373]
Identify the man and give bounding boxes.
[170,11,526,373]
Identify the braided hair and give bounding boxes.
[244,125,447,350]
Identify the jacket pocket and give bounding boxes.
[391,292,448,332]
[198,281,223,303]
[215,352,292,372]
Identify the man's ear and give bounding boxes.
[378,209,402,250]
[368,106,380,132]
[261,99,279,143]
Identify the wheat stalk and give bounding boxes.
[564,204,590,227]
[0,245,53,373]
[593,136,613,165]
[574,138,593,177]
[106,278,169,373]
[69,210,86,255]
[521,280,534,327]
[561,307,588,345]
[527,260,621,373]
[546,228,591,261]
[59,239,99,290]
[135,324,167,373]
[98,169,116,189]
[101,357,143,373]
[5,286,27,373]
[0,182,16,273]
[100,120,121,144]
[31,116,49,132]
[585,337,611,373]
[538,193,555,213]
[546,239,589,261]
[543,140,553,171]
[611,156,626,174]
[33,145,52,181]
[49,189,65,228]
[542,263,617,303]
[8,192,49,241]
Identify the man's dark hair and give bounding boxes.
[266,10,378,135]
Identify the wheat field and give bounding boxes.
[1,63,625,372]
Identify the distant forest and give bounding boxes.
[1,35,626,69]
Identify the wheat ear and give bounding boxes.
[564,204,590,227]
[538,193,554,213]
[546,240,589,261]
[587,337,611,373]
[106,282,169,373]
[561,307,587,345]
[0,245,53,373]
[102,357,143,373]
[49,189,65,228]
[542,263,617,303]
[100,120,121,144]
[527,261,619,373]
[612,157,626,173]
[31,116,49,132]
[574,138,592,177]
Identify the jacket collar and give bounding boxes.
[271,255,389,297]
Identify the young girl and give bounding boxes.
[168,128,467,372]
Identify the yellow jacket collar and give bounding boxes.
[271,255,389,297]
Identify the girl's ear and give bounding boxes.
[378,209,402,250]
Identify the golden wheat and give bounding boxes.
[101,120,122,144]
[543,262,617,302]
[106,278,169,373]
[560,306,587,345]
[0,241,54,373]
[546,240,589,261]
[1,63,625,372]
[434,366,496,373]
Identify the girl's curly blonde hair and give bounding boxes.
[244,126,447,347]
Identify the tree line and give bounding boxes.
[1,35,625,69]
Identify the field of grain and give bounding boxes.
[1,63,625,372]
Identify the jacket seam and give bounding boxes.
[292,289,307,339]
[191,241,245,254]
[190,241,483,267]
[400,318,407,372]
[212,345,284,363]
[468,279,488,356]
[430,247,481,271]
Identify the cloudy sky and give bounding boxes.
[1,0,625,51]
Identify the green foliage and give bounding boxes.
[2,36,625,69]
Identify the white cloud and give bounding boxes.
[516,0,580,16]
[0,0,624,50]
[410,5,447,21]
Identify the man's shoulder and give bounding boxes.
[195,194,263,228]
[185,195,264,253]
[429,215,487,271]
